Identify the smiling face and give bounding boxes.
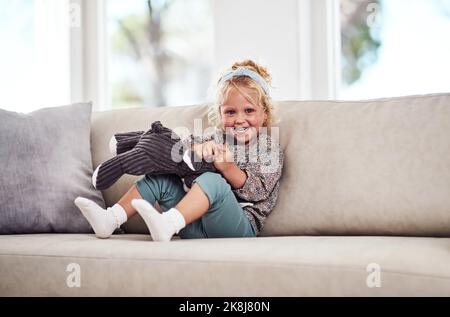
[220,85,267,144]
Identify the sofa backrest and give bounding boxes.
[91,93,450,236]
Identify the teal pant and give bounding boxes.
[135,172,256,239]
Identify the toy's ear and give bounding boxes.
[151,121,163,133]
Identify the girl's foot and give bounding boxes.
[74,197,127,238]
[131,199,186,242]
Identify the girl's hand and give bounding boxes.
[212,143,233,163]
[192,142,234,171]
[212,143,234,172]
[192,141,217,163]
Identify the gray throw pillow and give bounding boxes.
[0,102,105,233]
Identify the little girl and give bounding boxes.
[74,59,284,241]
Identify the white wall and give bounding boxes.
[213,0,301,101]
[213,0,339,101]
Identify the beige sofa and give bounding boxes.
[1,93,450,296]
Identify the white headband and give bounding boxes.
[218,67,271,98]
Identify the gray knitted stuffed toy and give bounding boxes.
[92,121,217,190]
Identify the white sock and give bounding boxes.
[74,197,127,239]
[131,199,186,242]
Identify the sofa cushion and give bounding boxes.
[0,234,449,296]
[262,93,450,236]
[0,103,105,233]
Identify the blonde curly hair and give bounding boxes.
[208,59,278,131]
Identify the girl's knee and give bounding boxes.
[196,171,222,181]
[196,172,230,191]
[194,172,231,203]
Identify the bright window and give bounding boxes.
[0,0,71,113]
[340,0,450,99]
[0,1,35,112]
[106,0,214,109]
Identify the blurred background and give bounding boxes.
[0,0,449,112]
